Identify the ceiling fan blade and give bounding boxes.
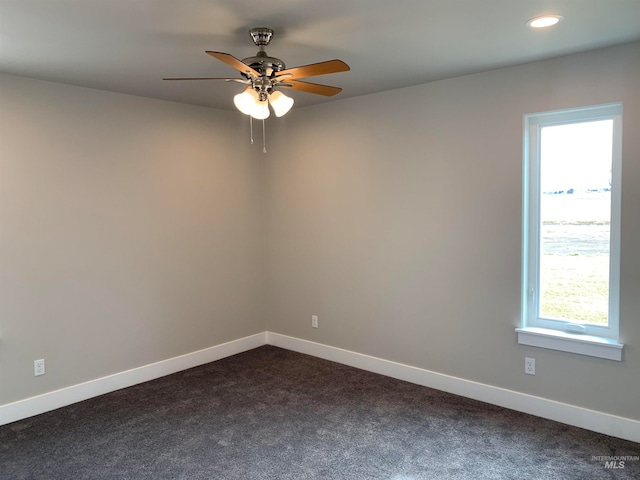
[276,59,350,80]
[280,79,342,96]
[206,51,261,77]
[163,77,238,81]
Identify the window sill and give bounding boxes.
[516,327,623,361]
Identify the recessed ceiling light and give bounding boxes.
[527,15,563,29]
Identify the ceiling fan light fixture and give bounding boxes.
[165,27,349,151]
[527,14,563,28]
[269,91,294,117]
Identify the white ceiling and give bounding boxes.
[1,0,639,111]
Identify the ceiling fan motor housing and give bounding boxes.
[241,51,286,76]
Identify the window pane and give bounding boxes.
[539,120,613,325]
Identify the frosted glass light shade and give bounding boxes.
[251,99,270,120]
[269,91,294,117]
[234,89,260,116]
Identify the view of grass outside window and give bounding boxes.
[539,120,613,325]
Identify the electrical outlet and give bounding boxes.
[525,357,535,375]
[311,315,318,328]
[34,359,45,376]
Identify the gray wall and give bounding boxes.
[0,75,264,404]
[2,42,639,422]
[265,42,640,420]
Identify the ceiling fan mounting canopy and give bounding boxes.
[249,27,274,48]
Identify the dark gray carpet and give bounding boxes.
[1,346,639,479]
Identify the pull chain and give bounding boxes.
[249,116,254,144]
[262,118,267,154]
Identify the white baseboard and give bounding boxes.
[0,332,266,426]
[3,330,638,443]
[266,332,640,443]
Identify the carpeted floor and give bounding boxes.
[1,345,639,479]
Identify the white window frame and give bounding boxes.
[517,103,623,361]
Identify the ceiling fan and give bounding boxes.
[163,27,350,119]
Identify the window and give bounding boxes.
[517,103,623,360]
